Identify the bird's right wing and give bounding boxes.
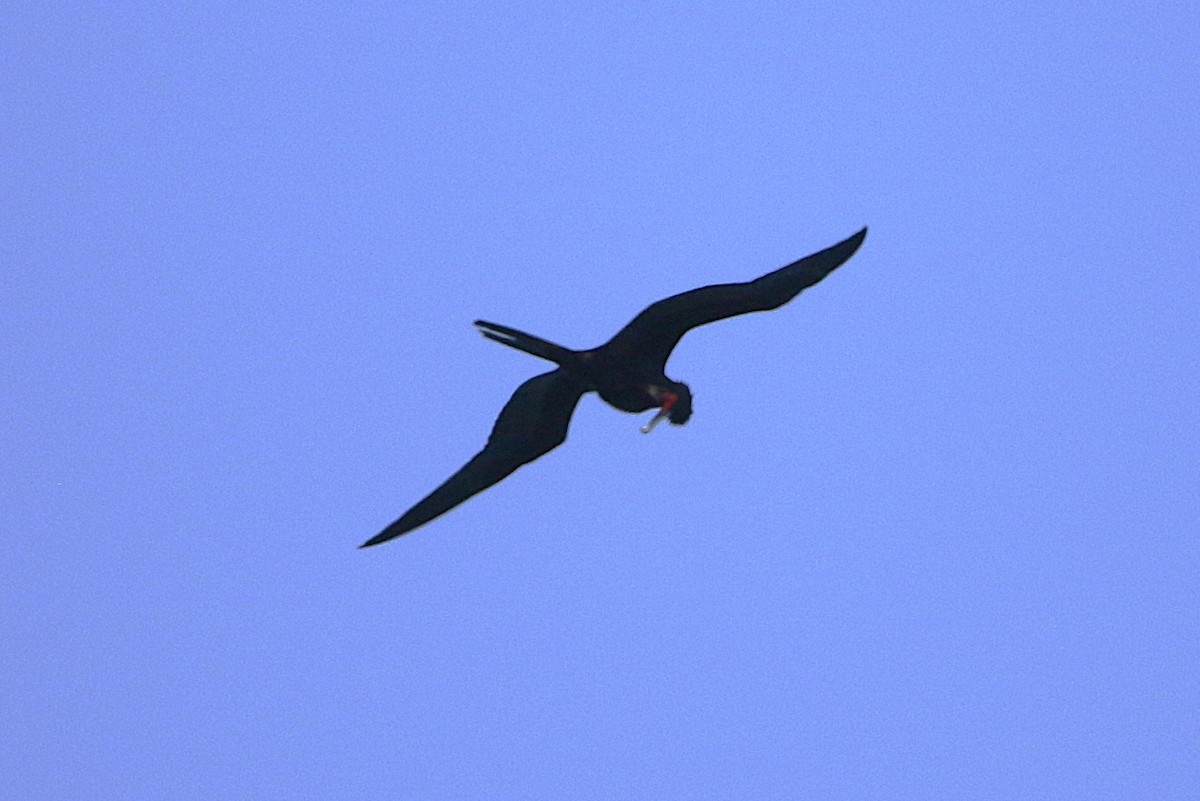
[361,369,587,546]
[602,227,867,370]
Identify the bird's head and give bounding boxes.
[641,381,692,433]
[667,382,693,424]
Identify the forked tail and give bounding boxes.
[474,320,576,366]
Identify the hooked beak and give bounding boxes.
[640,391,678,435]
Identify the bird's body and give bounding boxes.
[362,227,867,547]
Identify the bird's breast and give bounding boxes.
[566,351,661,414]
[595,382,658,414]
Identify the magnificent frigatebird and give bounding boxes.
[362,227,867,547]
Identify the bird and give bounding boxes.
[361,227,867,547]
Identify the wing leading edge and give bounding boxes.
[603,227,867,369]
[361,370,587,547]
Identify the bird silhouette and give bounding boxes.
[362,227,867,547]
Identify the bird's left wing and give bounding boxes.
[603,227,867,370]
[361,369,587,547]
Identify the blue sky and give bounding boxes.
[4,3,1198,798]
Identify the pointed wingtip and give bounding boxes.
[359,530,398,549]
[832,226,868,261]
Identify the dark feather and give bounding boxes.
[361,370,586,547]
[602,227,867,370]
[364,227,867,545]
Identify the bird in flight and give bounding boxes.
[362,227,867,547]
